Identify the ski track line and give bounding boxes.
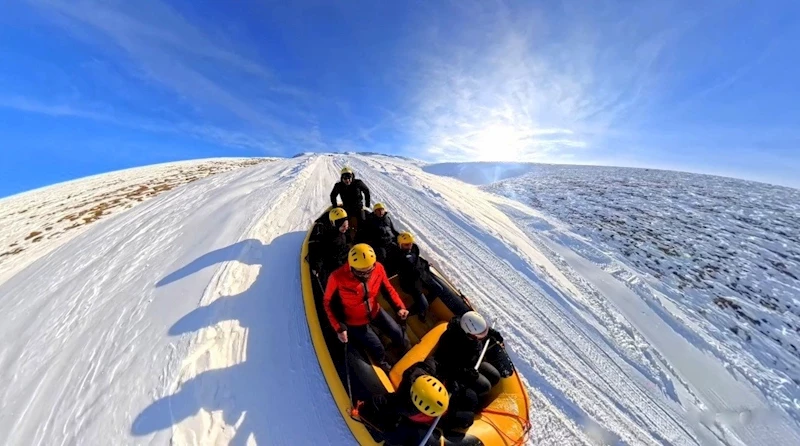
[542,215,800,426]
[0,158,306,446]
[168,155,354,445]
[346,156,700,446]
[492,204,695,401]
[504,204,800,446]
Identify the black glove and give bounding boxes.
[447,379,463,395]
[419,258,431,271]
[489,329,505,346]
[462,367,480,383]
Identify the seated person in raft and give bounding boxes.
[431,311,506,406]
[354,357,479,445]
[308,207,354,287]
[359,202,400,263]
[388,231,444,320]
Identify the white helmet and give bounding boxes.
[460,311,489,338]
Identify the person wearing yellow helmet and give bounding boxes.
[307,207,354,286]
[322,243,410,372]
[360,202,400,264]
[355,357,479,445]
[387,231,439,320]
[389,231,472,320]
[330,166,371,232]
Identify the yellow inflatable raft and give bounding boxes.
[301,208,531,445]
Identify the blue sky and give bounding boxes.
[1,0,799,197]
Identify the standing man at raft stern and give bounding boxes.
[330,166,371,232]
[323,243,410,373]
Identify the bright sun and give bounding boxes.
[469,123,528,161]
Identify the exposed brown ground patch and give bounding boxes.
[0,158,272,265]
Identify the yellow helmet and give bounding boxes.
[373,202,385,211]
[329,207,348,223]
[410,375,449,417]
[397,231,414,245]
[340,166,354,175]
[348,243,377,270]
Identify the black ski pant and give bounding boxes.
[473,362,502,404]
[344,206,366,231]
[399,272,447,316]
[440,387,478,430]
[349,308,410,366]
[381,420,440,446]
[373,244,393,264]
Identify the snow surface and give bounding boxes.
[1,154,799,445]
[480,164,800,426]
[0,158,272,285]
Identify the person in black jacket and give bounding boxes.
[361,202,400,264]
[355,357,478,445]
[307,207,353,287]
[330,167,371,232]
[431,311,504,405]
[389,231,443,319]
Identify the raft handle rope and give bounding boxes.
[476,355,533,446]
[479,408,532,446]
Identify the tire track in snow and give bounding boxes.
[502,203,800,446]
[345,156,700,446]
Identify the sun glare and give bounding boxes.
[470,123,527,161]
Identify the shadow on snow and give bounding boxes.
[132,231,339,445]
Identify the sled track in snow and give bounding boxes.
[344,156,700,446]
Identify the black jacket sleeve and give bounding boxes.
[357,180,371,207]
[488,328,504,346]
[330,183,341,208]
[397,358,438,397]
[389,217,400,238]
[360,393,403,431]
[307,223,327,271]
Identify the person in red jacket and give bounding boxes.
[323,243,410,372]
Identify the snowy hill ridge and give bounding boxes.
[1,153,799,445]
[0,158,271,284]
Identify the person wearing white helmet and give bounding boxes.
[431,310,505,404]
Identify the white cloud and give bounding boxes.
[23,0,323,153]
[402,0,693,163]
[0,96,280,153]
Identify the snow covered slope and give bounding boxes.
[0,158,272,284]
[422,161,537,185]
[480,164,800,421]
[1,154,799,446]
